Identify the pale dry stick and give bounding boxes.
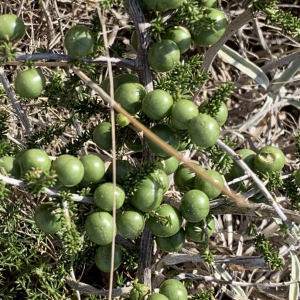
[6,133,26,147]
[126,0,154,288]
[66,279,132,296]
[53,0,65,50]
[252,18,272,57]
[210,197,300,224]
[0,67,33,135]
[175,272,300,287]
[191,7,256,101]
[41,0,55,50]
[216,139,296,237]
[16,0,26,16]
[262,49,300,73]
[97,5,117,300]
[0,53,137,69]
[0,173,93,204]
[222,178,233,250]
[2,62,73,67]
[155,254,267,272]
[227,174,251,186]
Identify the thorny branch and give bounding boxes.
[175,272,300,287]
[126,0,154,288]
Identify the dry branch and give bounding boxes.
[0,67,32,135]
[0,53,137,69]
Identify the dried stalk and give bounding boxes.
[126,0,154,288]
[126,0,153,92]
[262,49,300,73]
[0,67,33,135]
[0,53,137,69]
[210,197,300,225]
[97,5,117,300]
[216,139,296,237]
[155,254,267,271]
[0,173,93,204]
[176,272,300,287]
[66,278,132,296]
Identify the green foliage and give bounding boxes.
[246,221,257,236]
[173,1,206,32]
[154,54,209,101]
[259,170,283,192]
[200,246,215,264]
[251,0,300,38]
[99,0,124,9]
[115,271,127,287]
[74,60,103,82]
[0,42,17,62]
[123,249,139,272]
[191,290,214,300]
[150,15,166,40]
[0,110,9,139]
[73,239,98,269]
[44,72,108,123]
[57,193,83,257]
[253,233,283,270]
[0,139,16,157]
[78,187,92,196]
[123,162,157,195]
[26,125,64,149]
[278,222,290,234]
[0,197,69,299]
[181,278,195,289]
[206,136,235,175]
[197,232,215,264]
[137,111,154,127]
[0,180,11,200]
[60,129,93,155]
[90,15,105,58]
[200,81,234,119]
[282,171,300,211]
[109,41,126,58]
[23,169,57,197]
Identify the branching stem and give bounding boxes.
[216,139,297,240]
